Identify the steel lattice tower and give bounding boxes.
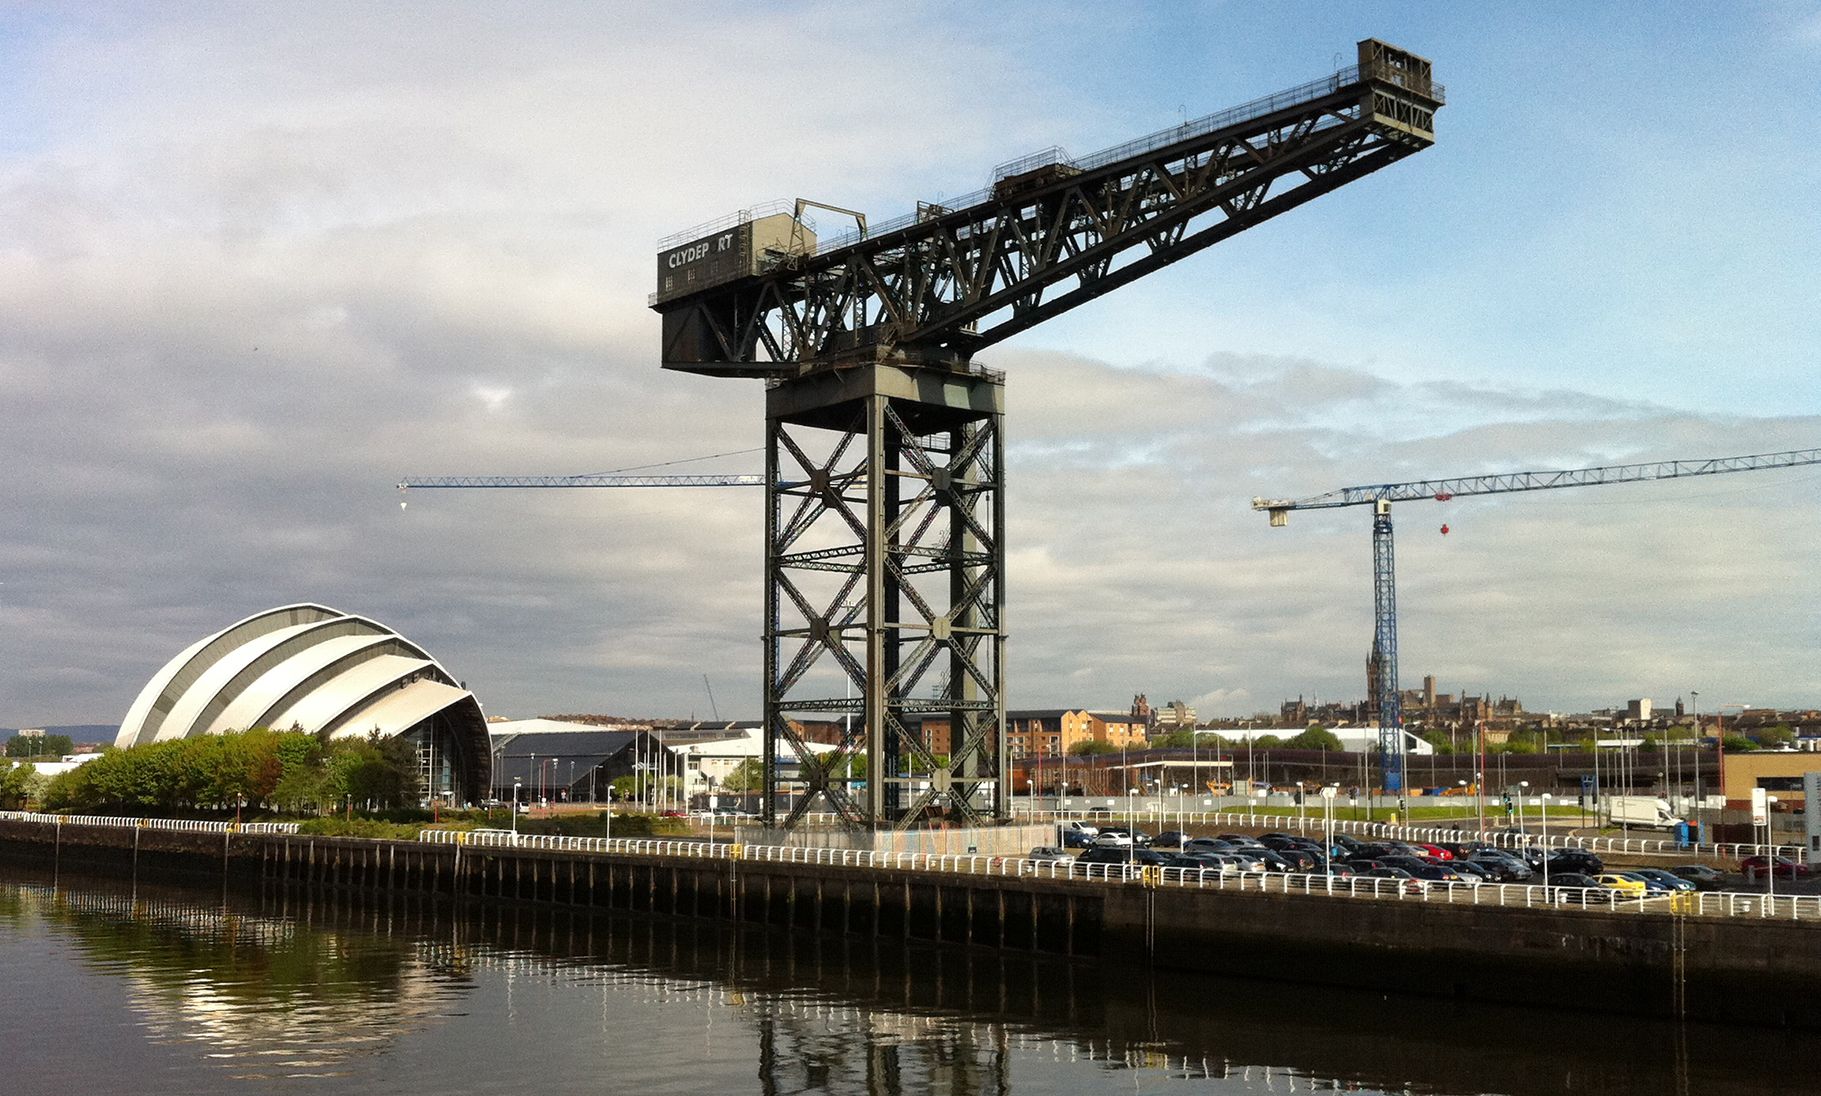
[1370,501,1404,791]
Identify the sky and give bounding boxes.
[2,1,1819,729]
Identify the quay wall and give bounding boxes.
[3,819,1815,1028]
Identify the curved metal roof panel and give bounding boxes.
[266,654,436,735]
[325,679,474,741]
[118,603,340,748]
[204,633,400,736]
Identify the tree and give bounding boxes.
[39,728,419,815]
[0,763,45,808]
[1251,734,1282,750]
[1067,740,1116,757]
[317,733,421,810]
[1722,734,1756,753]
[717,759,765,793]
[6,734,73,759]
[1285,727,1342,752]
[1760,724,1796,749]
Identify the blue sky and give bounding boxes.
[1,2,1818,728]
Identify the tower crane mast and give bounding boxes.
[1253,446,1821,794]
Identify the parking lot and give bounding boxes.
[1043,817,1821,908]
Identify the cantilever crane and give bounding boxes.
[652,39,1443,830]
[1253,447,1821,792]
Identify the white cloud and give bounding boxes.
[1,7,1816,729]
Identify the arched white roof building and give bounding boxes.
[116,604,490,801]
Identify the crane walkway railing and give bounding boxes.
[0,810,300,834]
[1016,806,1808,864]
[412,829,1818,923]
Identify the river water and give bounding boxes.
[0,862,1808,1096]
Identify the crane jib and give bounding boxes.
[1253,447,1821,515]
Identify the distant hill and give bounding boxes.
[0,725,118,746]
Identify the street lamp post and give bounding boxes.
[1540,792,1553,891]
[1690,690,1701,838]
[1517,780,1529,839]
[1767,795,1780,901]
[1321,785,1338,872]
[511,778,521,835]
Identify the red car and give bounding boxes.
[1740,856,1809,881]
[1414,843,1454,861]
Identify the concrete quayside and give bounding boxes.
[4,813,1821,1029]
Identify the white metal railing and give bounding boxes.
[410,828,1820,924]
[1016,806,1809,865]
[0,810,300,835]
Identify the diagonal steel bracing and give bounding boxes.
[763,365,1005,828]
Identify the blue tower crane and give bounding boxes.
[1253,446,1821,795]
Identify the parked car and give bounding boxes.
[1247,847,1296,873]
[1076,845,1168,867]
[1272,848,1320,872]
[1413,843,1455,861]
[1741,856,1810,882]
[1615,870,1674,896]
[1059,821,1099,848]
[1546,849,1604,874]
[1468,853,1533,882]
[1162,853,1233,872]
[1183,837,1236,853]
[1026,847,1073,863]
[1376,854,1434,875]
[1408,863,1466,884]
[1449,860,1493,883]
[1219,851,1267,872]
[1361,867,1429,894]
[1595,873,1648,899]
[1092,829,1134,848]
[1551,872,1613,901]
[1305,857,1356,879]
[1149,830,1189,849]
[1628,867,1696,893]
[1670,864,1726,891]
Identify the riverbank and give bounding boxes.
[4,815,1819,1029]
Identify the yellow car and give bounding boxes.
[1596,873,1647,899]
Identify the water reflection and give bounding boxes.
[0,862,1807,1095]
[0,880,472,1080]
